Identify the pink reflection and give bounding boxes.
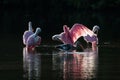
[63,53,83,80]
[52,47,98,80]
[23,47,41,80]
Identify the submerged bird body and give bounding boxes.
[55,44,76,51]
[55,43,84,52]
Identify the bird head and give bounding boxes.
[52,34,61,41]
[92,25,100,35]
[34,27,41,36]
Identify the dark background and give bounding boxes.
[0,0,120,43]
[0,1,120,80]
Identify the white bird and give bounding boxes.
[23,21,34,45]
[26,27,41,48]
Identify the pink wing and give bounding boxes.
[60,25,74,45]
[70,23,94,43]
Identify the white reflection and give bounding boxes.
[23,47,41,80]
[52,47,98,80]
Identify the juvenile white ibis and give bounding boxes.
[26,27,41,48]
[52,23,100,51]
[23,21,34,45]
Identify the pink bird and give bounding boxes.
[26,27,41,49]
[23,21,34,45]
[52,25,74,45]
[52,23,100,51]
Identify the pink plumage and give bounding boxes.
[23,21,34,45]
[70,23,99,51]
[60,25,74,45]
[52,23,98,43]
[26,27,41,48]
[52,23,100,51]
[70,23,95,43]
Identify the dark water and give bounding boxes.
[0,41,120,80]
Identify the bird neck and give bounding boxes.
[92,26,100,35]
[34,30,40,37]
[92,41,97,51]
[28,25,33,31]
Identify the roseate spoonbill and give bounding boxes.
[52,25,75,45]
[52,23,100,51]
[26,27,41,48]
[23,21,34,45]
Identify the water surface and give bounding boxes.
[0,43,120,80]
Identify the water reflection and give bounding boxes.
[52,47,98,80]
[23,46,98,80]
[23,47,41,80]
